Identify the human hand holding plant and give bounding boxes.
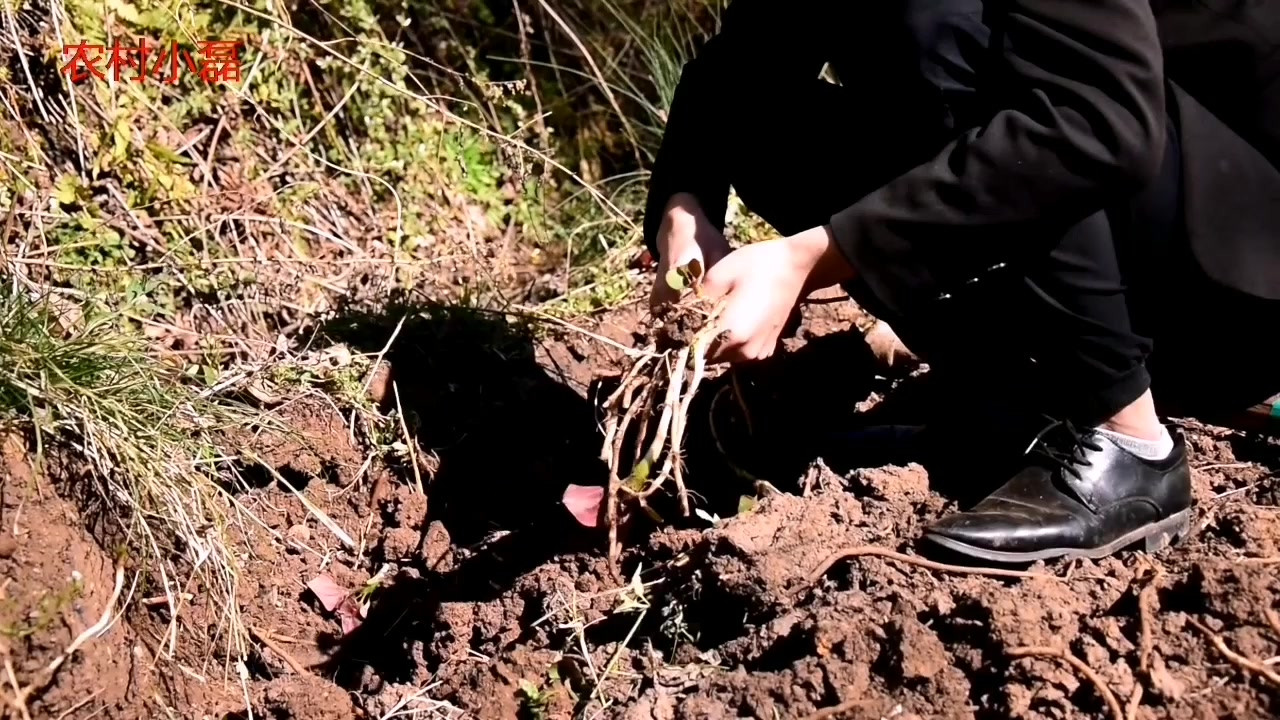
[574,218,854,574]
[650,193,730,309]
[702,224,854,363]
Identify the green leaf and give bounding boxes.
[106,0,141,23]
[737,495,759,515]
[54,174,80,206]
[146,141,193,166]
[665,258,704,292]
[628,458,650,491]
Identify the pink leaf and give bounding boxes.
[562,484,605,528]
[306,573,349,612]
[336,596,365,635]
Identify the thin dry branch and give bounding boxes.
[250,626,312,676]
[1188,617,1280,687]
[800,697,875,720]
[1127,559,1165,720]
[797,546,1056,595]
[1007,646,1125,720]
[1264,606,1280,640]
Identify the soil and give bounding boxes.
[4,300,1279,720]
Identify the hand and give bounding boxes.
[702,224,854,363]
[650,193,730,309]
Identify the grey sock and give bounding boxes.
[1096,425,1175,461]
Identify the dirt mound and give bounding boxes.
[0,435,234,719]
[620,458,1279,719]
[6,302,1279,720]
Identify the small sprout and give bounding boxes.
[737,495,759,515]
[616,564,651,613]
[664,258,704,292]
[518,679,553,720]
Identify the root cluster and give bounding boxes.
[598,274,724,570]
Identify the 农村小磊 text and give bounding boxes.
[60,40,245,85]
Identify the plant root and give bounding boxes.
[1127,558,1165,720]
[708,385,760,484]
[598,287,725,571]
[250,626,312,676]
[795,546,1056,596]
[1264,605,1280,641]
[1007,646,1125,720]
[1188,617,1280,687]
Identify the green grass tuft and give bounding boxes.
[0,285,269,663]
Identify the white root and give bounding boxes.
[599,299,725,569]
[639,347,688,473]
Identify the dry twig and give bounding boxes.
[796,546,1055,595]
[4,567,127,720]
[1187,617,1280,687]
[250,626,312,676]
[1007,645,1125,720]
[1264,606,1280,641]
[1126,559,1165,720]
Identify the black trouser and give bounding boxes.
[726,76,1276,428]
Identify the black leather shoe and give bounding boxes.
[922,420,1193,563]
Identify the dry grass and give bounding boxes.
[0,281,275,664]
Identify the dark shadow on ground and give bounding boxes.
[317,298,607,567]
[306,298,612,686]
[302,298,1049,686]
[679,329,1032,512]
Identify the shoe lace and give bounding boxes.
[1023,416,1104,482]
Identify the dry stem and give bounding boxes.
[796,546,1056,595]
[800,697,875,720]
[1007,646,1125,720]
[1188,617,1280,687]
[1264,606,1280,640]
[250,626,312,676]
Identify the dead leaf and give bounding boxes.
[306,574,368,635]
[335,596,365,634]
[306,573,348,612]
[247,380,285,406]
[562,484,605,528]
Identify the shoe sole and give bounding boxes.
[922,508,1194,565]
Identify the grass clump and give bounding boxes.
[0,284,266,662]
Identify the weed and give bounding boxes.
[0,286,269,663]
[517,677,555,720]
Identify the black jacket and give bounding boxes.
[643,0,1280,310]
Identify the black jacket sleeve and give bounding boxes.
[641,0,826,260]
[832,0,1167,316]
